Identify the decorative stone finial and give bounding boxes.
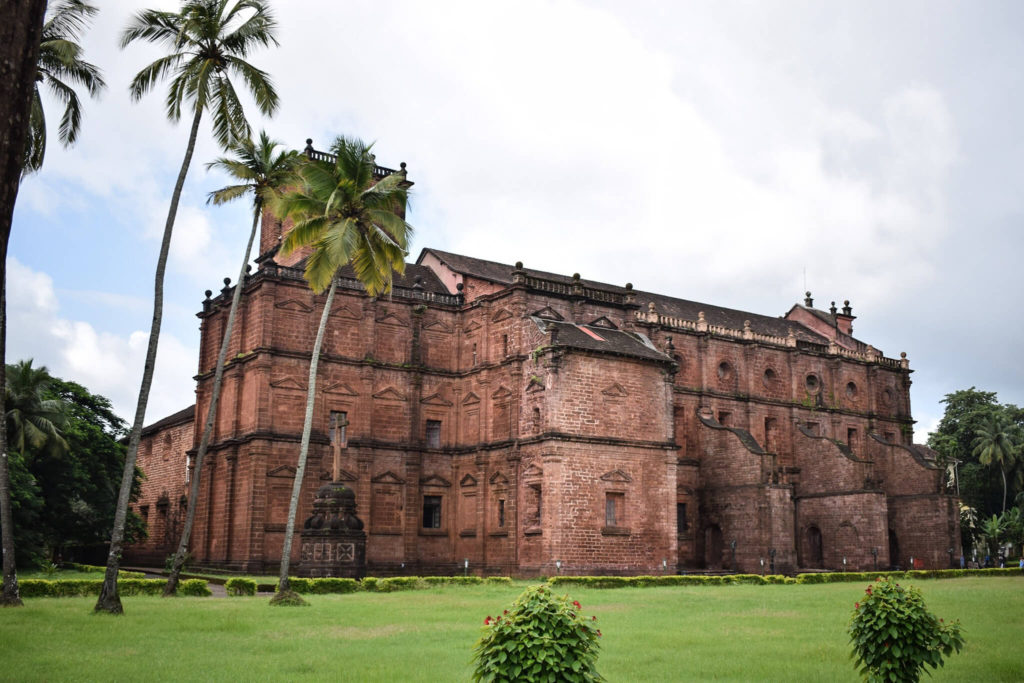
[515,261,523,269]
[245,264,252,274]
[400,161,407,173]
[625,282,633,291]
[456,282,464,292]
[900,351,907,359]
[648,302,656,313]
[304,138,314,156]
[572,273,581,281]
[223,277,231,287]
[804,291,814,307]
[412,275,423,290]
[665,336,674,352]
[204,290,212,300]
[698,311,706,322]
[842,300,853,316]
[829,301,837,315]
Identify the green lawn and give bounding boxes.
[1,577,1021,681]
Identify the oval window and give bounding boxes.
[762,368,776,388]
[846,381,857,399]
[805,374,820,393]
[718,361,733,382]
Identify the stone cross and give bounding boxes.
[332,413,349,482]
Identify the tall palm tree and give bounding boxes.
[268,136,412,604]
[163,131,298,596]
[5,360,68,461]
[972,412,1019,514]
[97,0,278,615]
[22,0,106,175]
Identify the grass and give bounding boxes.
[1,577,1021,681]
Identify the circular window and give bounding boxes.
[717,361,733,382]
[805,374,820,393]
[845,381,857,399]
[762,368,777,388]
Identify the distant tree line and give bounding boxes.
[2,360,144,568]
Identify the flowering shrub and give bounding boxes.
[848,577,964,682]
[472,584,603,682]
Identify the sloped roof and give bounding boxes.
[531,317,672,363]
[419,248,827,343]
[141,404,195,436]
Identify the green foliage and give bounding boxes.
[307,578,359,595]
[472,584,603,682]
[23,0,106,174]
[374,577,420,593]
[848,578,964,682]
[484,576,513,585]
[19,578,167,597]
[178,579,212,597]
[225,578,256,596]
[548,574,797,588]
[2,363,143,566]
[360,576,378,592]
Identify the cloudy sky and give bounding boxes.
[9,0,1024,440]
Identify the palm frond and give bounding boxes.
[207,183,250,205]
[22,88,47,175]
[120,9,183,50]
[130,53,185,103]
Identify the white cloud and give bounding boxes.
[6,258,196,423]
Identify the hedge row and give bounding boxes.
[549,574,796,588]
[64,563,146,579]
[548,568,1023,590]
[795,567,1023,583]
[19,578,211,598]
[242,575,514,596]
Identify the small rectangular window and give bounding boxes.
[605,492,623,527]
[422,495,442,528]
[847,427,858,450]
[676,502,688,533]
[718,411,731,426]
[426,420,441,448]
[498,499,505,527]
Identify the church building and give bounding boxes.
[126,153,959,576]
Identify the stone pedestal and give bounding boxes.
[297,482,366,578]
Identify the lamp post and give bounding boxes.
[842,556,847,572]
[730,540,737,572]
[871,547,878,571]
[948,547,955,568]
[555,559,561,575]
[463,558,469,577]
[769,548,776,574]
[662,558,668,574]
[759,557,765,576]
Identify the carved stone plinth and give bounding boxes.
[297,482,366,578]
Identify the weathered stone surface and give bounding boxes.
[125,238,959,575]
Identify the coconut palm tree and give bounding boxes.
[972,412,1019,514]
[22,0,106,175]
[5,360,68,461]
[96,0,279,615]
[163,131,298,596]
[268,136,412,604]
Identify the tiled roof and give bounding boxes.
[141,404,195,436]
[419,248,826,343]
[287,260,451,295]
[531,317,672,363]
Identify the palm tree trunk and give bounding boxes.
[95,106,203,614]
[164,199,261,596]
[0,0,48,608]
[1001,465,1007,514]
[274,276,338,597]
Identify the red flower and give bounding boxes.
[573,600,581,609]
[855,602,860,609]
[484,616,492,625]
[865,586,872,595]
[503,610,508,615]
[596,630,602,637]
[592,616,597,621]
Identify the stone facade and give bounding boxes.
[125,166,959,576]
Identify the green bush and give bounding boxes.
[376,577,421,593]
[63,563,145,579]
[360,577,379,592]
[484,576,513,585]
[473,584,602,682]
[849,577,963,682]
[225,578,257,596]
[422,576,484,587]
[308,578,360,594]
[20,578,167,597]
[179,579,212,597]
